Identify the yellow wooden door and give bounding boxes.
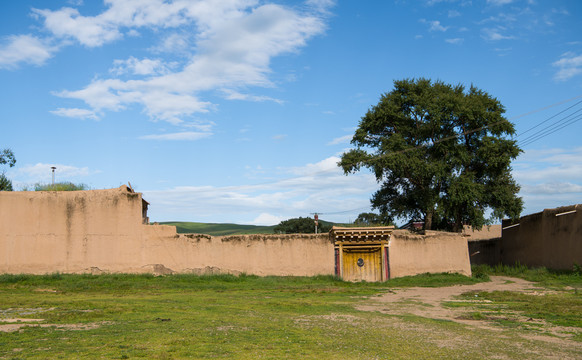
[342,248,381,282]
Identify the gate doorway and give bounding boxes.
[331,226,394,282]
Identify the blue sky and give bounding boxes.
[1,0,581,225]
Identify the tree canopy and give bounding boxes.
[0,148,16,191]
[274,217,331,234]
[354,212,392,227]
[339,78,522,231]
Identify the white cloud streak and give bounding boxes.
[445,38,463,45]
[10,163,92,185]
[110,57,172,76]
[481,27,515,41]
[0,35,57,69]
[139,131,213,141]
[487,0,514,6]
[50,107,99,120]
[327,135,352,146]
[553,52,582,81]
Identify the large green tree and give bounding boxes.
[0,148,16,191]
[339,78,522,231]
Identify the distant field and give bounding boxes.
[159,220,338,236]
[159,222,276,236]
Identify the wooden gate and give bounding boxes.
[341,247,381,282]
[331,226,394,282]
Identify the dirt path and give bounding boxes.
[357,276,537,321]
[357,276,582,350]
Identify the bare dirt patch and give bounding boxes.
[357,276,582,352]
[0,320,113,333]
[358,276,536,319]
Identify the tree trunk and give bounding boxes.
[424,209,433,230]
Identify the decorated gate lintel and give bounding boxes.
[330,226,394,282]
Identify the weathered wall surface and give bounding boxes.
[501,204,581,270]
[388,230,471,278]
[463,224,501,241]
[0,187,334,276]
[1,187,470,279]
[462,224,502,266]
[141,231,334,276]
[0,186,146,274]
[468,238,501,266]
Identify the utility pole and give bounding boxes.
[310,213,319,234]
[51,167,56,185]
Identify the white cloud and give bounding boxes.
[251,213,284,225]
[327,135,352,145]
[445,38,464,45]
[0,35,56,69]
[448,10,461,18]
[11,163,91,184]
[481,27,515,41]
[151,33,191,54]
[487,0,514,5]
[33,6,121,47]
[142,156,376,223]
[521,182,582,195]
[110,57,171,76]
[139,131,213,141]
[50,107,99,120]
[513,147,582,214]
[222,89,283,104]
[45,1,328,124]
[429,20,448,32]
[553,52,582,81]
[420,19,449,32]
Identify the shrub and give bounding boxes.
[34,182,89,191]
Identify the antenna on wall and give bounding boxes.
[127,182,134,192]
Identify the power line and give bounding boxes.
[517,99,582,138]
[313,206,371,216]
[519,112,582,147]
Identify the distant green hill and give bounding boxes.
[159,222,276,236]
[159,220,341,236]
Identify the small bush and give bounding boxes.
[0,172,13,191]
[34,182,89,191]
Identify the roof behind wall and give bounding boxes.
[330,226,395,243]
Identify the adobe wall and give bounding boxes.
[0,187,469,278]
[140,230,334,276]
[0,186,147,274]
[462,224,502,266]
[467,238,501,266]
[388,230,471,278]
[0,187,335,276]
[501,204,581,270]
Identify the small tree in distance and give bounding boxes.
[274,217,331,234]
[0,148,16,191]
[354,212,393,227]
[34,182,89,191]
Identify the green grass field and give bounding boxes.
[0,268,580,359]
